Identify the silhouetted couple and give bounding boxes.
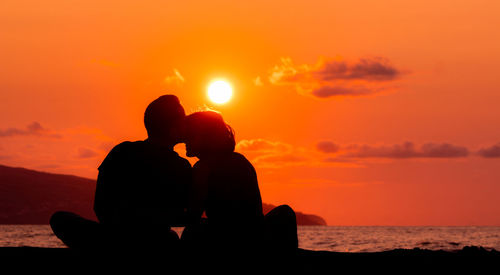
[50,95,298,255]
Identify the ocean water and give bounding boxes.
[1,225,499,252]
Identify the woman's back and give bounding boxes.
[199,152,264,226]
[181,111,298,251]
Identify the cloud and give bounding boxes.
[0,124,118,178]
[236,139,310,168]
[269,57,308,84]
[316,58,400,81]
[322,157,359,163]
[236,138,354,168]
[342,142,469,158]
[254,76,263,86]
[0,122,62,138]
[237,138,476,170]
[164,69,185,85]
[254,154,309,166]
[236,139,291,153]
[420,143,469,158]
[76,147,99,159]
[311,85,384,98]
[477,143,500,158]
[267,56,401,98]
[290,178,384,187]
[0,155,12,160]
[319,140,473,163]
[316,141,340,153]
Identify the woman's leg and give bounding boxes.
[263,205,298,251]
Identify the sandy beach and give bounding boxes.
[1,246,498,273]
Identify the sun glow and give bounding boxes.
[207,80,232,104]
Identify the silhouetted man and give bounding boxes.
[50,95,191,250]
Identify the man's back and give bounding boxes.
[94,140,191,227]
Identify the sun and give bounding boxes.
[207,80,232,104]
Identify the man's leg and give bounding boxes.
[50,211,102,249]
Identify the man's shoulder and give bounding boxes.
[98,140,143,171]
[114,140,144,149]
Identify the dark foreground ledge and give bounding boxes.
[1,246,499,273]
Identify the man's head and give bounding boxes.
[144,95,185,143]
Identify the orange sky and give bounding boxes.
[1,0,500,225]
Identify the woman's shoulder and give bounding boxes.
[230,151,248,160]
[223,152,256,174]
[218,152,251,165]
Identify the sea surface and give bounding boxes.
[1,225,499,252]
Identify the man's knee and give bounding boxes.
[50,211,67,227]
[49,211,83,236]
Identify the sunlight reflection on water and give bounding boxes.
[1,225,499,252]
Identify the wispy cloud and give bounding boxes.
[234,138,488,169]
[236,138,357,168]
[236,139,308,168]
[254,153,309,167]
[76,147,99,159]
[319,141,470,159]
[265,56,402,98]
[290,178,385,187]
[0,122,62,138]
[236,139,291,153]
[316,141,340,153]
[0,154,12,160]
[164,69,185,85]
[315,58,400,81]
[311,86,378,98]
[0,124,117,178]
[477,143,500,158]
[253,76,263,87]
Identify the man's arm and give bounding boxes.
[93,142,129,224]
[185,161,209,226]
[94,169,112,224]
[170,159,193,227]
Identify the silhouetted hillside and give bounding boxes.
[0,164,326,225]
[0,164,97,224]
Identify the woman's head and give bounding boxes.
[184,111,235,158]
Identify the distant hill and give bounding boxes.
[0,164,326,225]
[0,165,97,224]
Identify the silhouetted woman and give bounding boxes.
[181,111,298,252]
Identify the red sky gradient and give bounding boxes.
[1,0,500,225]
